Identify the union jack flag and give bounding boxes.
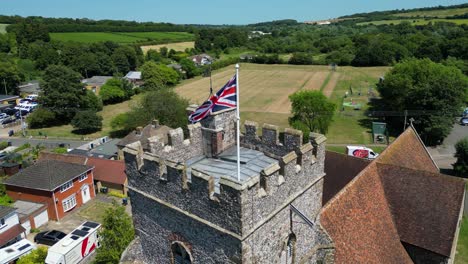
[189,75,237,123]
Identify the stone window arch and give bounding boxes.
[171,241,193,264]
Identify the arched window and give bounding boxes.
[171,242,192,264]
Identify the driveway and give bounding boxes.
[27,194,132,241]
[427,122,468,173]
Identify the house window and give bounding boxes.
[62,194,77,212]
[78,173,88,182]
[60,180,73,192]
[171,242,192,264]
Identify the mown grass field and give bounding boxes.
[26,64,389,145]
[50,31,194,44]
[358,18,468,26]
[176,63,390,144]
[0,24,8,34]
[27,94,142,139]
[141,41,194,53]
[394,7,468,18]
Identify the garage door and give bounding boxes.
[22,220,31,235]
[33,210,49,228]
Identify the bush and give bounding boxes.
[0,141,8,150]
[71,110,103,134]
[17,246,48,264]
[454,137,468,177]
[30,228,41,233]
[53,147,68,154]
[108,190,127,199]
[27,108,57,128]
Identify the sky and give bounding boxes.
[1,0,467,25]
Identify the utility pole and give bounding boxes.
[2,79,7,95]
[403,110,408,132]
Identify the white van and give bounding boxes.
[346,146,379,159]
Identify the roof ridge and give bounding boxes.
[408,124,440,171]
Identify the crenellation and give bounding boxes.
[284,128,303,151]
[123,109,332,263]
[262,124,280,145]
[168,127,185,147]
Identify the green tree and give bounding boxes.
[17,246,48,264]
[453,137,468,177]
[100,78,126,104]
[71,110,103,134]
[289,90,336,135]
[179,58,200,78]
[125,89,189,130]
[39,65,88,123]
[27,108,57,128]
[82,90,103,112]
[378,58,468,145]
[140,61,180,86]
[0,60,23,95]
[94,204,134,264]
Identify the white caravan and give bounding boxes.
[0,239,36,263]
[45,221,101,264]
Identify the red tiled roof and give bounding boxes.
[86,157,126,185]
[0,224,25,246]
[323,151,370,205]
[321,127,465,263]
[376,127,439,173]
[321,162,413,264]
[377,163,464,257]
[39,152,87,165]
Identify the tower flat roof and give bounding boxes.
[189,146,277,183]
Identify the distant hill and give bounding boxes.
[332,3,468,26]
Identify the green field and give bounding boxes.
[26,64,389,144]
[394,7,468,18]
[50,31,194,44]
[0,24,8,34]
[358,18,468,26]
[176,63,390,144]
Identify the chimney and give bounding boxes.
[136,126,143,135]
[152,119,160,128]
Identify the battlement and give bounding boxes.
[123,106,327,237]
[147,122,203,163]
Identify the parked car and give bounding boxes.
[0,116,13,124]
[34,230,67,246]
[460,117,468,126]
[2,108,18,116]
[346,146,379,160]
[15,110,29,119]
[0,113,8,120]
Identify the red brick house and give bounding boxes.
[39,152,128,195]
[4,160,95,221]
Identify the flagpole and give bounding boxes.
[235,64,241,182]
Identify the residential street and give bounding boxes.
[427,122,468,173]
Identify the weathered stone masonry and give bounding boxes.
[124,109,335,263]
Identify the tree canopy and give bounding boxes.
[36,65,89,123]
[453,137,468,177]
[123,89,189,131]
[71,110,103,134]
[288,90,336,135]
[94,204,135,264]
[377,58,468,145]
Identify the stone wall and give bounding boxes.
[130,190,242,264]
[241,179,334,264]
[124,150,243,234]
[148,123,203,163]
